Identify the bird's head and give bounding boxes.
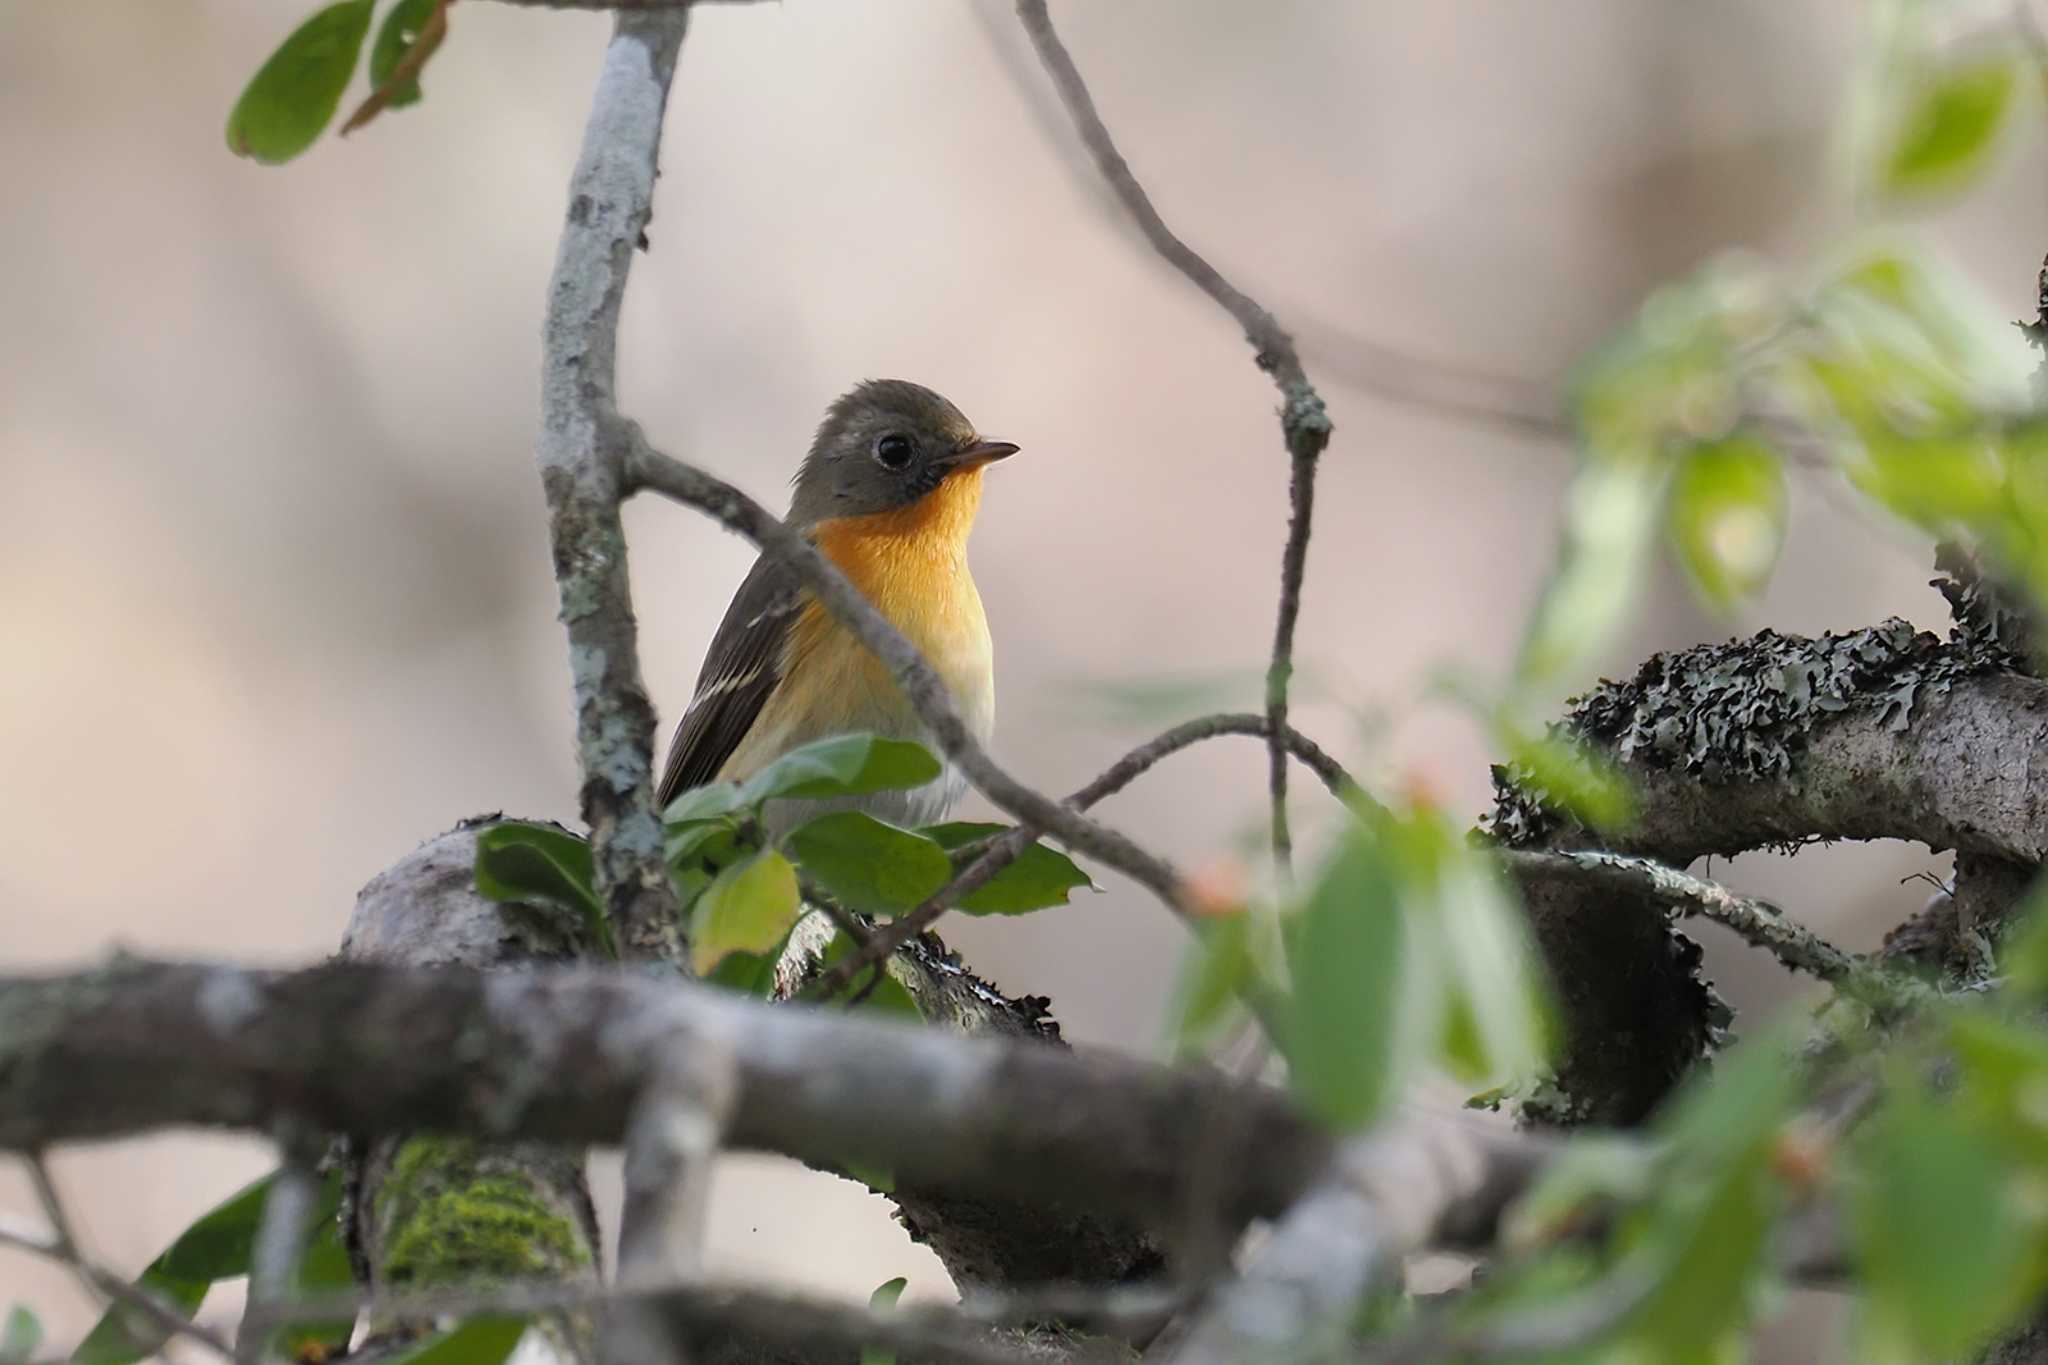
[789,379,1018,528]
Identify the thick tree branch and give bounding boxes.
[1011,0,1333,880]
[537,10,690,960]
[0,958,1335,1236]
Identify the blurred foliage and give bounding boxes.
[72,1170,349,1365]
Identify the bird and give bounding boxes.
[656,379,1017,836]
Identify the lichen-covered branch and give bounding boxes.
[1011,0,1333,879]
[1502,850,1930,1012]
[535,10,690,961]
[1492,622,2038,865]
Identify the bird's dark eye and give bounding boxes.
[874,433,914,470]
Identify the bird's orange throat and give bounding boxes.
[810,467,986,581]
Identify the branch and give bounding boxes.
[237,1140,323,1359]
[810,711,1360,1002]
[1011,0,1333,880]
[0,958,1333,1236]
[536,9,691,960]
[1157,1123,1548,1365]
[621,430,1188,913]
[1502,850,1931,1010]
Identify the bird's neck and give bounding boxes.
[810,468,985,572]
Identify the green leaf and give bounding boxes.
[1854,1091,2031,1358]
[737,734,942,805]
[474,821,613,958]
[73,1170,344,1365]
[1516,461,1663,689]
[225,0,375,164]
[814,929,921,1020]
[384,1316,529,1364]
[276,1202,354,1359]
[786,812,951,916]
[861,1278,909,1365]
[1667,435,1788,609]
[1493,720,1636,834]
[920,823,1096,914]
[1,1307,41,1365]
[1168,912,1256,1055]
[1880,56,2021,200]
[1283,831,1409,1128]
[704,945,781,997]
[664,781,748,826]
[367,0,437,107]
[690,849,802,975]
[1428,842,1554,1087]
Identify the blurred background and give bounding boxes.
[4,0,2042,1355]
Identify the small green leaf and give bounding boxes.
[1283,831,1409,1129]
[1494,720,1636,834]
[1855,1092,2031,1358]
[1668,435,1787,609]
[861,1279,909,1365]
[786,812,950,916]
[664,781,748,825]
[1,1307,42,1365]
[1168,912,1256,1055]
[704,945,781,997]
[1880,56,2021,199]
[690,849,802,975]
[276,1202,354,1359]
[474,821,612,958]
[225,0,375,164]
[384,1316,529,1364]
[814,929,921,1020]
[920,823,1096,914]
[1516,461,1663,689]
[73,1170,345,1365]
[737,734,942,805]
[367,0,437,107]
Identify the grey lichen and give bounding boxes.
[1490,617,2019,847]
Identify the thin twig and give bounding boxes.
[808,712,1360,1001]
[1501,849,1933,1010]
[1012,0,1334,884]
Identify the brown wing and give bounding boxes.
[656,555,804,809]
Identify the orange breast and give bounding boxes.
[794,468,995,734]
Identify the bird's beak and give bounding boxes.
[940,439,1020,471]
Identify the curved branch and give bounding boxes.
[1011,0,1334,880]
[809,711,1360,1001]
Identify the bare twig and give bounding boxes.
[808,711,1360,1002]
[1012,0,1334,882]
[536,9,691,960]
[236,1140,324,1359]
